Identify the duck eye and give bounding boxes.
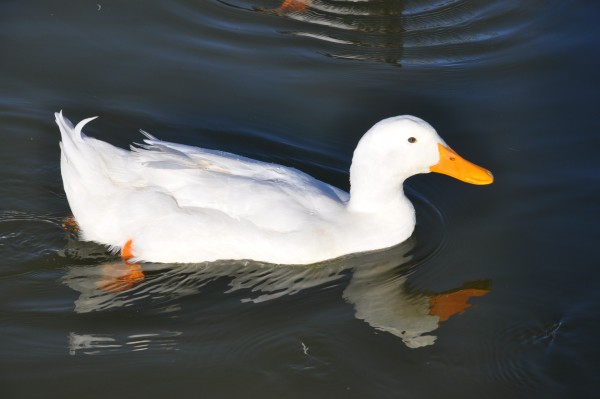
[408,137,417,143]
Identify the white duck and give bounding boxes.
[57,112,492,264]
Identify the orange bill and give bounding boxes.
[430,143,494,185]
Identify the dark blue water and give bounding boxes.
[1,1,599,398]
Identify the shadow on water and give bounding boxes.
[60,192,491,354]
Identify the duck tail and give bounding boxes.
[55,110,97,161]
[56,111,107,190]
[56,111,129,244]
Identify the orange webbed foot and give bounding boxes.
[61,215,80,232]
[122,239,134,261]
[96,262,145,293]
[95,240,144,293]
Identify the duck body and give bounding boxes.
[57,112,492,264]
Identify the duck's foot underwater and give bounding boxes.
[62,217,144,292]
[96,262,145,293]
[61,215,80,239]
[97,240,144,293]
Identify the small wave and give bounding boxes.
[0,211,66,267]
[68,331,181,356]
[217,0,555,66]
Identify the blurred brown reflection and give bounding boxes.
[278,0,311,13]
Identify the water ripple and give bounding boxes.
[68,331,181,356]
[482,320,567,391]
[217,0,554,66]
[0,211,65,267]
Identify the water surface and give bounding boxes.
[1,1,599,398]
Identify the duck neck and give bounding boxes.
[347,164,414,217]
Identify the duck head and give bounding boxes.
[349,116,493,211]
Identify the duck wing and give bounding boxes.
[128,133,349,232]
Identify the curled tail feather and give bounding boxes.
[57,111,132,246]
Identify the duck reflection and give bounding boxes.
[68,331,182,356]
[258,0,406,65]
[63,238,490,351]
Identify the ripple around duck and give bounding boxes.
[406,187,447,263]
[216,0,553,66]
[422,312,574,396]
[477,319,571,393]
[0,211,66,268]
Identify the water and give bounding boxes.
[1,0,599,397]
